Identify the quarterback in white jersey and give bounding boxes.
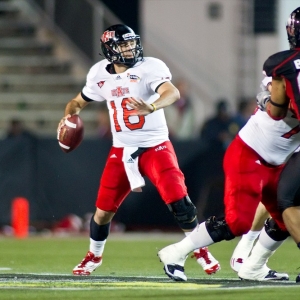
[57,24,220,279]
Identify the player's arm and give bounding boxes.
[266,76,289,119]
[125,81,180,116]
[256,77,272,111]
[152,81,180,110]
[58,92,90,132]
[64,92,90,116]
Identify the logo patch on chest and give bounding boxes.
[111,86,130,97]
[127,73,141,82]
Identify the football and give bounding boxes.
[58,115,84,153]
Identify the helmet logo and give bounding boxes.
[101,30,115,43]
[122,33,135,40]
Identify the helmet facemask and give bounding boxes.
[286,7,300,49]
[102,37,143,67]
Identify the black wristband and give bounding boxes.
[269,98,289,108]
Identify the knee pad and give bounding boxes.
[167,196,198,231]
[264,218,289,241]
[205,216,235,242]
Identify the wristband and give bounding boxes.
[150,103,157,113]
[269,98,289,108]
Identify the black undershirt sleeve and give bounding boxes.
[155,81,167,93]
[81,91,95,102]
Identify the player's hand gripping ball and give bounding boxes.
[58,115,84,153]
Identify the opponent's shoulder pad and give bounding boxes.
[263,50,296,77]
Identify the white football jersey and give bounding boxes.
[239,109,300,165]
[82,57,171,147]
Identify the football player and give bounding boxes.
[263,7,300,282]
[231,8,300,278]
[57,24,220,277]
[230,202,269,273]
[158,8,300,282]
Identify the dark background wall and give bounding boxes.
[19,0,225,230]
[0,136,225,230]
[31,0,140,60]
[100,0,139,33]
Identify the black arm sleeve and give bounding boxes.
[155,81,167,93]
[81,91,95,102]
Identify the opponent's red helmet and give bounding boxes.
[286,7,300,49]
[100,24,143,67]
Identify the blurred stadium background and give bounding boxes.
[0,0,298,234]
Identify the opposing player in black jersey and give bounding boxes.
[263,9,300,119]
[263,7,300,282]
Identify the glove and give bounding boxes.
[260,76,272,91]
[256,91,270,111]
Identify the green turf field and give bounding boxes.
[0,233,299,299]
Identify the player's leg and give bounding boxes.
[277,152,300,282]
[156,136,259,280]
[238,218,289,281]
[157,216,235,280]
[230,202,269,272]
[238,168,290,281]
[72,210,113,275]
[140,141,220,280]
[73,147,131,275]
[168,196,220,276]
[279,152,300,245]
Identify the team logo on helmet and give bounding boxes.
[101,30,115,43]
[122,33,135,40]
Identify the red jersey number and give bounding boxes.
[110,98,145,132]
[282,125,300,139]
